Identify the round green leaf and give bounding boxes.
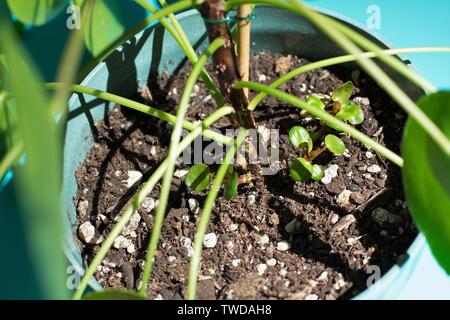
[224,170,238,200]
[306,96,325,110]
[288,126,313,152]
[7,0,67,26]
[402,91,450,274]
[325,134,345,155]
[79,0,125,56]
[82,290,147,300]
[311,164,324,181]
[331,81,354,102]
[185,164,211,192]
[336,100,364,125]
[289,157,313,182]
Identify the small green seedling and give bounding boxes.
[332,81,364,125]
[336,100,364,125]
[289,157,324,182]
[331,80,353,102]
[287,125,325,182]
[289,125,313,152]
[324,134,345,155]
[302,81,364,130]
[287,82,366,182]
[185,163,211,192]
[185,163,252,199]
[306,96,326,110]
[224,169,239,200]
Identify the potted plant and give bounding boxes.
[0,0,449,300]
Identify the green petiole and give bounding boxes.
[44,83,231,146]
[248,47,450,110]
[236,80,404,167]
[187,129,248,300]
[72,105,233,300]
[139,38,225,296]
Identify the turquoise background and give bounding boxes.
[1,0,449,299]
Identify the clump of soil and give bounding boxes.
[74,52,417,300]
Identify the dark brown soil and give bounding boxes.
[74,52,417,300]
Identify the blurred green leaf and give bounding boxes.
[185,164,211,192]
[288,125,312,152]
[324,134,345,155]
[82,290,147,300]
[331,81,353,102]
[336,100,364,125]
[78,0,125,56]
[402,91,450,274]
[1,55,21,163]
[224,169,238,200]
[311,164,323,181]
[289,157,312,182]
[0,15,67,298]
[6,0,67,26]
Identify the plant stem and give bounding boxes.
[135,0,224,107]
[327,16,437,93]
[139,38,225,296]
[72,105,233,300]
[200,0,256,129]
[237,4,252,98]
[78,0,193,79]
[44,83,231,146]
[0,141,23,181]
[49,28,85,119]
[292,1,450,156]
[248,47,450,110]
[225,0,450,156]
[236,81,404,167]
[187,129,248,300]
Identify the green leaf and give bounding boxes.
[402,91,450,274]
[289,157,313,182]
[224,169,238,200]
[306,96,325,110]
[6,0,67,26]
[0,16,67,298]
[79,0,125,56]
[331,81,353,102]
[288,126,313,152]
[336,100,364,125]
[325,134,345,155]
[82,290,147,300]
[185,164,211,192]
[311,164,324,181]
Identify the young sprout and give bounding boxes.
[311,163,324,181]
[289,157,323,182]
[185,163,211,192]
[306,96,326,111]
[331,80,353,102]
[336,100,364,125]
[324,134,346,155]
[303,96,326,118]
[330,81,364,125]
[224,169,238,200]
[288,125,313,152]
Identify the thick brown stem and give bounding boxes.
[200,0,256,129]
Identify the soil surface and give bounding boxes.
[74,52,417,300]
